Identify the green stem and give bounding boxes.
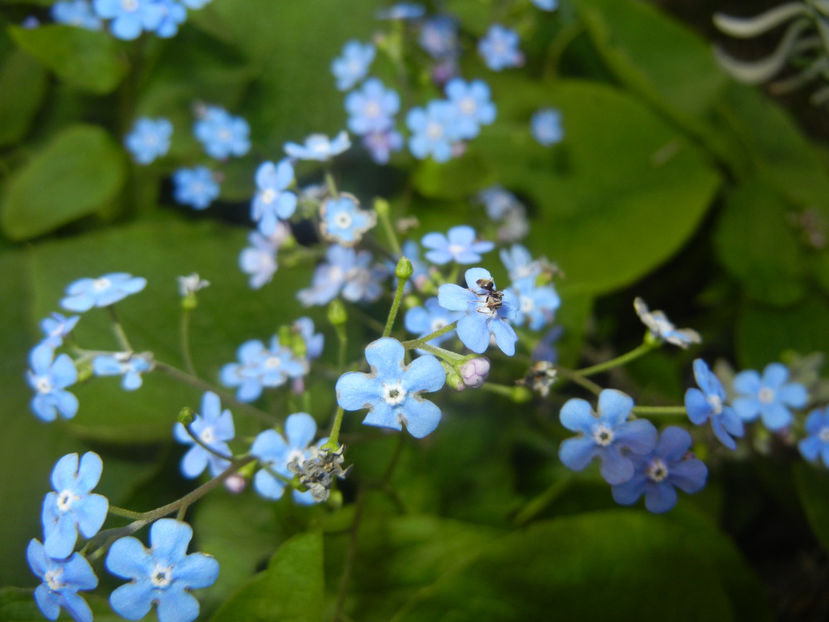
[401,321,458,349]
[555,367,602,395]
[106,305,133,352]
[377,203,402,256]
[479,382,517,398]
[179,308,197,377]
[183,421,234,461]
[324,407,345,450]
[576,341,657,377]
[415,343,466,364]
[383,275,408,338]
[513,476,573,527]
[325,170,339,197]
[632,405,687,416]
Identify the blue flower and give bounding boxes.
[173,165,220,210]
[173,391,234,478]
[346,78,400,135]
[27,539,97,622]
[193,105,250,159]
[293,317,324,360]
[331,40,375,91]
[531,108,563,146]
[445,78,496,139]
[406,100,461,162]
[418,15,458,59]
[297,245,386,306]
[220,336,308,402]
[507,276,560,331]
[41,452,108,559]
[93,352,153,390]
[611,426,707,513]
[251,159,297,236]
[153,0,186,37]
[733,362,808,430]
[124,117,172,164]
[40,312,80,349]
[478,185,522,221]
[684,359,743,449]
[61,272,147,312]
[558,389,658,485]
[238,226,290,290]
[500,244,540,281]
[107,519,219,622]
[320,194,377,246]
[285,131,351,161]
[633,297,701,348]
[51,0,102,29]
[437,267,518,355]
[250,412,318,502]
[404,297,463,346]
[362,129,404,164]
[92,0,163,39]
[376,2,425,19]
[798,406,829,466]
[478,24,524,71]
[421,225,494,265]
[336,338,446,438]
[28,344,78,422]
[532,0,558,9]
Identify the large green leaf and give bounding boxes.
[9,25,128,94]
[0,124,126,240]
[0,48,47,147]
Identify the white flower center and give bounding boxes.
[218,128,232,142]
[430,318,447,333]
[151,563,173,588]
[121,0,138,12]
[706,394,723,415]
[190,182,204,196]
[646,458,669,483]
[56,489,77,512]
[92,277,111,292]
[425,122,443,140]
[592,423,614,447]
[45,569,64,591]
[334,211,353,229]
[758,387,775,404]
[260,188,276,204]
[264,356,281,369]
[459,97,476,115]
[520,295,534,314]
[200,427,216,444]
[35,376,53,394]
[447,243,464,257]
[329,266,344,282]
[382,382,407,406]
[819,427,829,443]
[364,102,381,118]
[312,142,328,154]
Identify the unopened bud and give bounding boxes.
[224,473,247,494]
[328,299,347,326]
[445,365,465,391]
[177,407,194,426]
[459,357,490,389]
[512,385,532,403]
[373,197,390,217]
[395,256,413,280]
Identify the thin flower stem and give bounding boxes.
[179,308,197,377]
[336,325,348,374]
[513,475,573,527]
[106,305,133,352]
[575,341,657,377]
[377,202,402,256]
[383,275,409,338]
[325,169,339,197]
[555,367,602,395]
[324,407,345,450]
[632,405,687,416]
[414,342,466,363]
[401,321,458,349]
[183,421,234,462]
[479,382,516,398]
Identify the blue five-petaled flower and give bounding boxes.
[93,352,153,391]
[124,117,173,164]
[478,24,524,71]
[336,338,446,438]
[421,225,494,265]
[27,539,98,622]
[251,159,297,236]
[531,108,563,146]
[173,391,234,479]
[250,412,318,503]
[193,105,250,159]
[284,131,351,161]
[173,166,220,210]
[684,358,744,450]
[61,272,147,312]
[320,194,377,246]
[331,40,375,91]
[445,78,496,139]
[633,297,701,349]
[28,344,79,422]
[107,519,219,622]
[798,406,829,467]
[406,100,461,163]
[732,362,808,430]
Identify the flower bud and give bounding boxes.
[327,299,347,326]
[395,256,414,280]
[460,357,490,389]
[373,197,391,217]
[224,473,247,494]
[177,407,194,426]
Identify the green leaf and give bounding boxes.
[9,25,128,94]
[715,183,806,306]
[0,587,41,622]
[793,462,829,552]
[0,124,126,240]
[0,48,47,147]
[209,532,324,622]
[412,150,496,200]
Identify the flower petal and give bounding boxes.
[558,436,598,471]
[559,398,594,433]
[457,313,489,353]
[644,481,678,513]
[597,389,634,425]
[109,582,154,620]
[285,412,317,449]
[402,354,445,393]
[150,519,192,562]
[398,398,441,438]
[336,371,378,411]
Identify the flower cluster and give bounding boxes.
[220,334,309,402]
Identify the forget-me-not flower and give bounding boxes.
[733,362,808,430]
[220,336,307,402]
[40,313,80,349]
[418,15,458,59]
[633,297,701,348]
[531,108,563,146]
[336,338,446,438]
[437,267,519,355]
[331,40,375,91]
[107,519,219,622]
[92,352,153,390]
[93,0,163,39]
[250,412,318,502]
[346,78,399,135]
[28,344,79,422]
[238,225,291,290]
[173,391,234,478]
[285,131,351,161]
[297,245,385,306]
[125,117,173,164]
[558,389,658,485]
[421,225,494,265]
[362,129,404,164]
[404,297,462,346]
[27,539,97,622]
[478,185,522,220]
[41,452,108,559]
[61,272,147,312]
[478,24,524,71]
[445,78,496,139]
[684,358,743,449]
[611,426,707,513]
[51,0,101,29]
[173,165,220,210]
[251,159,297,236]
[406,100,461,162]
[507,276,560,331]
[500,244,541,281]
[153,0,186,37]
[798,406,829,466]
[193,105,250,159]
[320,194,376,246]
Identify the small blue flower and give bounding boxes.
[362,129,404,164]
[297,245,386,306]
[406,100,461,162]
[346,78,400,135]
[27,539,97,622]
[93,0,163,40]
[93,352,153,390]
[40,312,80,349]
[633,297,701,348]
[611,426,707,513]
[437,267,518,355]
[532,0,558,10]
[61,272,147,312]
[107,519,219,622]
[193,105,250,159]
[376,2,425,19]
[41,452,108,559]
[28,344,78,422]
[320,194,377,246]
[331,40,375,91]
[421,225,494,265]
[798,407,829,466]
[173,391,234,478]
[125,117,173,164]
[220,336,308,402]
[173,165,220,210]
[558,389,658,485]
[51,0,102,29]
[251,159,297,236]
[733,363,808,430]
[500,244,540,281]
[285,131,351,161]
[153,0,186,37]
[293,317,324,360]
[418,15,458,59]
[507,276,560,331]
[445,78,496,139]
[478,24,524,71]
[251,412,318,502]
[404,297,463,347]
[531,108,563,146]
[238,226,290,290]
[684,359,744,450]
[478,185,522,221]
[336,338,446,438]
